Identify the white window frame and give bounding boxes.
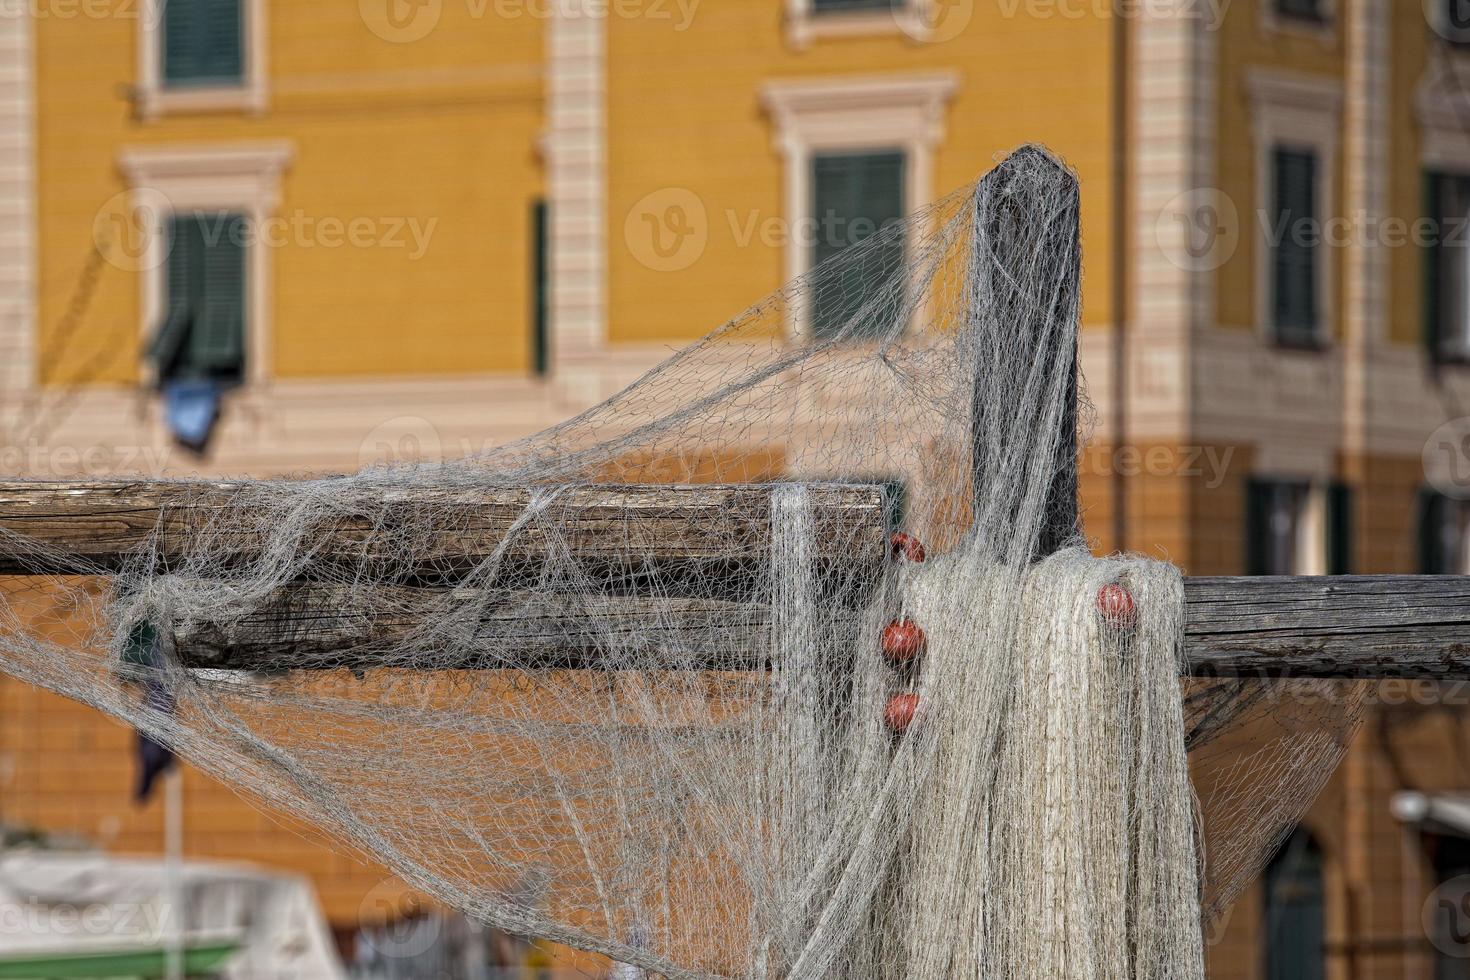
[1258,0,1337,45]
[760,72,957,339]
[783,0,933,49]
[1248,69,1341,349]
[135,0,268,120]
[117,142,293,388]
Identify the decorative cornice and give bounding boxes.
[1245,67,1344,115]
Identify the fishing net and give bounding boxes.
[0,147,1361,977]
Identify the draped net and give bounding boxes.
[0,147,1362,978]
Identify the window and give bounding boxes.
[810,152,905,340]
[1419,488,1470,574]
[1426,172,1470,361]
[1275,0,1325,21]
[1246,479,1351,575]
[147,212,246,384]
[1263,826,1326,980]
[782,0,930,48]
[136,0,264,117]
[1271,148,1321,346]
[163,0,244,87]
[1248,70,1340,345]
[760,73,957,337]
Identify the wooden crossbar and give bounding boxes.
[2,480,1469,679]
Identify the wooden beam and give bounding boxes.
[1182,576,1470,680]
[7,482,1470,679]
[160,575,1470,679]
[173,588,842,672]
[0,480,890,585]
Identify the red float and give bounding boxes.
[890,532,927,563]
[881,618,927,663]
[1096,583,1137,630]
[884,693,921,735]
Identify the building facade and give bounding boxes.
[1,0,1469,974]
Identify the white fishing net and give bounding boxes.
[0,146,1361,977]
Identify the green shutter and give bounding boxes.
[148,217,199,373]
[193,213,246,375]
[1272,149,1318,344]
[531,199,549,377]
[810,151,906,341]
[1245,478,1271,576]
[1426,172,1446,359]
[164,0,243,84]
[1418,487,1447,573]
[1325,482,1352,575]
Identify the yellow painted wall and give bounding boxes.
[1215,0,1345,336]
[604,3,1119,345]
[36,0,545,385]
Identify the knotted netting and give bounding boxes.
[0,147,1362,977]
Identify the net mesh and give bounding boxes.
[0,146,1361,977]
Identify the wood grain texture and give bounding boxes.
[0,480,890,584]
[172,587,864,672]
[165,575,1470,678]
[1183,576,1470,679]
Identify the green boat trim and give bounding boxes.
[0,939,239,979]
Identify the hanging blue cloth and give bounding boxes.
[161,379,222,452]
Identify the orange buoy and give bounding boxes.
[884,693,921,734]
[881,618,927,663]
[890,532,927,563]
[1097,583,1137,630]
